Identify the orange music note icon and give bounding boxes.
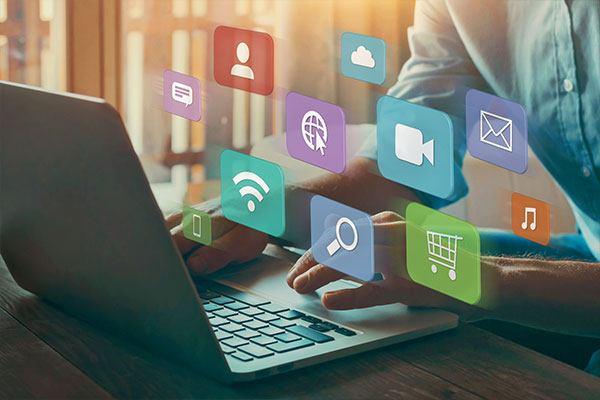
[521,207,537,231]
[512,193,550,245]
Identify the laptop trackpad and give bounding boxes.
[211,250,456,333]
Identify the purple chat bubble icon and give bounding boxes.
[163,69,201,121]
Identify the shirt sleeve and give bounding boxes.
[360,0,488,209]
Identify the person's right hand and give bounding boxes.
[165,198,269,275]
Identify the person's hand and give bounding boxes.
[166,198,269,275]
[286,211,485,321]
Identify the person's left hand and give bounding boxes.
[286,211,486,321]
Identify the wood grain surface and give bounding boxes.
[0,258,599,399]
[0,308,111,399]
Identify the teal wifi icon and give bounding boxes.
[220,150,286,237]
[232,171,270,212]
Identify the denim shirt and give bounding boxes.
[361,0,600,260]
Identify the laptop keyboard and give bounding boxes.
[197,284,358,363]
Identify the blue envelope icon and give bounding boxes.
[479,110,512,152]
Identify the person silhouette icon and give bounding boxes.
[230,42,255,80]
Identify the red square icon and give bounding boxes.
[213,26,274,95]
[511,192,551,245]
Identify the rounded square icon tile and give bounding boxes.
[220,150,286,237]
[466,89,528,174]
[376,96,455,199]
[163,70,201,121]
[310,195,374,281]
[285,92,346,174]
[182,206,212,245]
[340,32,386,85]
[213,26,274,95]
[406,203,481,305]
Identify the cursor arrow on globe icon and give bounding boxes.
[315,133,327,156]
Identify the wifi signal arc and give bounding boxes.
[232,171,270,212]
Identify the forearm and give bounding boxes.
[275,157,419,247]
[483,257,600,337]
[300,157,420,214]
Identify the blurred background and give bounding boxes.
[0,0,576,233]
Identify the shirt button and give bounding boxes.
[582,166,591,177]
[563,78,574,92]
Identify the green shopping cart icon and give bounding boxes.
[406,203,481,305]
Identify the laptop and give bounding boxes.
[0,81,457,383]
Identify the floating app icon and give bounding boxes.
[511,192,550,245]
[182,206,212,245]
[163,70,201,121]
[221,150,285,237]
[395,123,434,166]
[340,32,386,85]
[406,203,481,304]
[286,92,346,173]
[311,195,374,281]
[213,26,274,95]
[377,96,454,199]
[466,89,528,173]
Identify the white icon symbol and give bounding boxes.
[426,230,462,281]
[301,110,328,156]
[230,42,255,80]
[351,45,375,68]
[232,171,270,213]
[326,217,359,256]
[480,110,513,152]
[395,123,434,166]
[521,207,537,231]
[192,214,202,238]
[171,82,194,107]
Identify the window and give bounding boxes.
[0,0,66,90]
[121,0,280,211]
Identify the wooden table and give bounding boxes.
[1,259,599,400]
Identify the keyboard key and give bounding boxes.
[220,323,244,333]
[301,315,322,324]
[256,313,279,323]
[309,323,334,332]
[258,303,289,314]
[238,343,274,358]
[198,290,220,300]
[320,322,339,330]
[259,326,285,336]
[220,344,236,354]
[203,303,222,312]
[228,314,252,324]
[288,325,334,343]
[235,329,260,340]
[211,296,235,305]
[214,309,237,318]
[222,336,249,348]
[202,299,209,305]
[214,330,233,341]
[274,332,301,343]
[230,351,253,362]
[240,307,264,317]
[225,301,249,311]
[250,335,277,346]
[271,319,295,329]
[243,320,269,330]
[225,292,270,306]
[210,316,229,327]
[267,339,314,353]
[279,310,305,320]
[335,327,357,336]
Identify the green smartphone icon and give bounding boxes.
[183,206,212,245]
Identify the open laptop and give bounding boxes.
[0,81,457,383]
